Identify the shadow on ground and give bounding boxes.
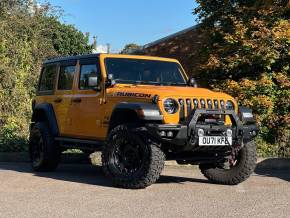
[255,158,290,182]
[0,158,288,188]
[0,162,210,188]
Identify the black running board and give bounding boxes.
[55,137,104,151]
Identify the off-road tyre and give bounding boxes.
[199,141,257,185]
[29,122,61,172]
[102,124,165,189]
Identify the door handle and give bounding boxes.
[71,97,82,103]
[54,97,62,103]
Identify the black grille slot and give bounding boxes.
[179,99,185,121]
[193,98,199,109]
[200,99,206,108]
[186,99,192,116]
[207,99,213,109]
[214,99,219,109]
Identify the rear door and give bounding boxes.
[36,64,58,103]
[53,61,77,136]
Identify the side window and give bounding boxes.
[58,65,76,90]
[39,65,57,91]
[79,64,101,90]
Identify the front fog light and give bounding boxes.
[160,131,166,137]
[226,129,232,137]
[198,129,205,137]
[167,131,174,137]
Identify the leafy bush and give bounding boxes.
[0,0,92,152]
[0,118,28,152]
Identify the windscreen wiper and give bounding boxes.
[135,81,162,85]
[165,82,187,86]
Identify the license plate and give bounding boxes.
[199,136,232,146]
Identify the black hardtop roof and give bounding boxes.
[43,53,101,65]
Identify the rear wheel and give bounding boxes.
[102,124,165,189]
[199,141,257,185]
[29,122,61,172]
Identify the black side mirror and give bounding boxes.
[188,77,198,87]
[105,74,116,88]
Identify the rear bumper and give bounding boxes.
[146,109,258,151]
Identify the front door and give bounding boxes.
[70,58,106,140]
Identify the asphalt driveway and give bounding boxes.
[0,163,289,218]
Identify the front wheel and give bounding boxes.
[102,125,165,189]
[200,141,257,185]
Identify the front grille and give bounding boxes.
[178,98,225,121]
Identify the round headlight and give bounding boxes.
[226,101,234,110]
[164,98,179,114]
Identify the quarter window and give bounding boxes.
[79,64,101,90]
[58,65,75,90]
[39,65,57,91]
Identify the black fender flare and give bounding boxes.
[31,103,59,137]
[112,102,163,120]
[109,102,163,130]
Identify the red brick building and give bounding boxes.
[140,25,209,77]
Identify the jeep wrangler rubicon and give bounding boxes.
[29,54,258,188]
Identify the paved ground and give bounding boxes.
[0,163,289,218]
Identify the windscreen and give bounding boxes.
[105,58,187,86]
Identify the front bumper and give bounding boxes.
[146,109,258,151]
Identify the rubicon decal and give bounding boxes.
[114,92,152,98]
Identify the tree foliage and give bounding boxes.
[45,17,93,56]
[121,43,142,54]
[0,0,92,151]
[194,0,290,156]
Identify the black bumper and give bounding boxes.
[146,109,258,151]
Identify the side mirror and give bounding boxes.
[88,76,99,89]
[105,74,116,88]
[188,77,198,88]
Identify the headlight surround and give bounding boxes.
[226,100,235,110]
[163,98,179,114]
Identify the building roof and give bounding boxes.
[143,25,199,49]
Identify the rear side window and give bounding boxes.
[39,65,57,91]
[79,64,101,90]
[58,65,76,90]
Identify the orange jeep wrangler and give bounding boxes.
[29,54,258,188]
